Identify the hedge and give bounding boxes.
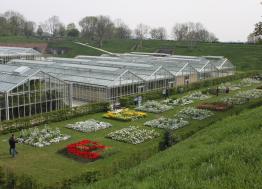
[0,102,109,134]
[119,71,261,107]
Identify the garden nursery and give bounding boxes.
[0,69,261,188]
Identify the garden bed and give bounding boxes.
[66,119,112,133]
[197,102,233,111]
[144,117,189,130]
[136,101,172,113]
[107,126,160,144]
[103,109,146,121]
[17,126,70,147]
[176,107,214,120]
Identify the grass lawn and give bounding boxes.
[0,79,260,187]
[75,99,262,189]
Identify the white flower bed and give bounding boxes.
[187,91,210,100]
[240,78,261,86]
[163,97,193,106]
[107,126,159,144]
[17,126,70,147]
[223,97,248,105]
[236,89,262,99]
[219,82,241,91]
[66,119,112,133]
[176,107,213,120]
[136,101,172,113]
[144,117,189,130]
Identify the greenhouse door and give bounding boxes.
[137,86,145,94]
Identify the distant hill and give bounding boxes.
[0,36,261,71]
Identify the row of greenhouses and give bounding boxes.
[0,50,235,121]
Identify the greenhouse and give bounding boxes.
[0,64,70,121]
[204,56,236,77]
[0,46,41,64]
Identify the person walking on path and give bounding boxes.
[9,134,18,158]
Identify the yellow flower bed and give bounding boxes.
[103,108,147,121]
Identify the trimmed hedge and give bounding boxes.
[119,71,261,107]
[0,102,109,134]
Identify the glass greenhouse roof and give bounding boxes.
[0,46,41,56]
[0,64,40,92]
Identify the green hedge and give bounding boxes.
[119,71,261,107]
[0,102,109,134]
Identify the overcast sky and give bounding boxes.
[1,0,261,42]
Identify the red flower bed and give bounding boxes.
[197,102,232,111]
[67,139,110,160]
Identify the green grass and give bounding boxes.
[0,36,261,71]
[75,101,262,189]
[0,80,260,188]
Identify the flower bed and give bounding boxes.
[197,102,233,111]
[223,97,249,105]
[103,108,146,121]
[107,126,159,144]
[236,89,262,99]
[187,91,210,100]
[67,139,110,160]
[163,97,193,106]
[240,78,261,86]
[144,117,189,130]
[136,101,172,113]
[176,107,213,120]
[66,119,112,133]
[17,126,70,147]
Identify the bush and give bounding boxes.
[119,71,260,107]
[0,102,110,134]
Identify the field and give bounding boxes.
[0,36,262,71]
[0,78,261,188]
[77,103,262,189]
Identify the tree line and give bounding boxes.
[0,10,218,47]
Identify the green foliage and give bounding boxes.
[119,71,260,107]
[0,102,109,134]
[78,105,262,189]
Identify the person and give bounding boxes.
[226,87,230,94]
[216,86,219,96]
[9,134,18,158]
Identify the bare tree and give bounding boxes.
[4,11,25,35]
[36,25,43,37]
[114,19,132,39]
[134,23,150,48]
[42,16,63,36]
[79,16,98,40]
[150,27,167,40]
[96,15,114,47]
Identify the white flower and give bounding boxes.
[144,117,189,130]
[136,101,172,113]
[66,119,112,133]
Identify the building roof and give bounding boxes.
[0,64,40,92]
[0,46,41,57]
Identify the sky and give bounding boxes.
[0,0,261,42]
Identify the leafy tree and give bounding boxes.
[36,25,43,37]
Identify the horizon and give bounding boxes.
[0,0,261,42]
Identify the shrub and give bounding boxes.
[0,102,110,134]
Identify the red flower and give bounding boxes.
[67,139,110,160]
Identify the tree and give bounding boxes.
[4,11,25,35]
[95,16,114,47]
[172,22,218,42]
[254,22,262,36]
[24,21,35,37]
[134,23,150,48]
[114,19,132,39]
[0,16,8,35]
[66,23,79,37]
[150,27,167,40]
[36,25,43,37]
[79,16,98,40]
[42,16,63,36]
